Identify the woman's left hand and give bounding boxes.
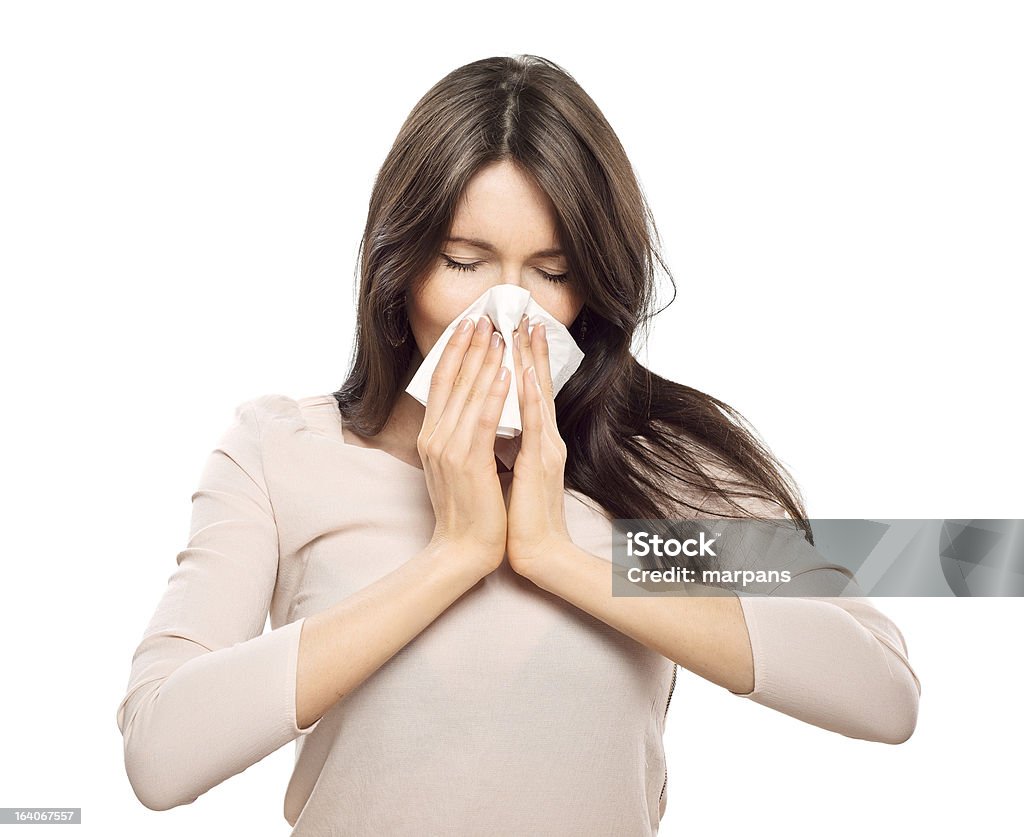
[506,316,575,576]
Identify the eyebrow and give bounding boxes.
[445,236,565,259]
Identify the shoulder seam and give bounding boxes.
[292,394,338,436]
[243,393,311,429]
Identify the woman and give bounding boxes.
[116,55,920,835]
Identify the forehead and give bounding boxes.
[449,162,561,249]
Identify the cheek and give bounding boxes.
[407,273,476,351]
[534,286,584,327]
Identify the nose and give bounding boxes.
[494,272,524,289]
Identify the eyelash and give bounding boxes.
[440,254,569,284]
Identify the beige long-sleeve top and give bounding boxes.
[116,393,921,835]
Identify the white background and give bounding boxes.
[1,2,1021,835]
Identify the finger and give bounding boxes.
[468,361,512,461]
[454,328,506,458]
[518,317,557,435]
[430,316,495,447]
[528,322,562,442]
[520,364,543,460]
[531,322,556,403]
[422,317,475,435]
[512,321,525,421]
[518,314,535,383]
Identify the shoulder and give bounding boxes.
[234,392,342,440]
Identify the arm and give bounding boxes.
[115,399,485,811]
[507,326,920,744]
[294,542,484,731]
[728,577,921,744]
[523,544,920,744]
[525,542,756,693]
[115,399,304,810]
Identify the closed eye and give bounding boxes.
[440,254,569,284]
[440,255,480,273]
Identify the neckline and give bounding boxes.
[335,406,515,478]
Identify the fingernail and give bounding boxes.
[498,366,509,381]
[476,316,490,333]
[458,318,473,333]
[490,331,502,348]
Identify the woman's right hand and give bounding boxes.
[418,314,512,580]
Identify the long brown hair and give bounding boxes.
[334,55,812,545]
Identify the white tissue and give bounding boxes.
[405,285,585,440]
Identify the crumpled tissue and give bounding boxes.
[405,285,585,467]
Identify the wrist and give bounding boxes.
[511,535,577,588]
[420,535,502,587]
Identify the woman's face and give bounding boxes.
[406,160,585,361]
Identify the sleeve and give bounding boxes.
[689,457,922,744]
[115,398,322,811]
[728,583,921,744]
